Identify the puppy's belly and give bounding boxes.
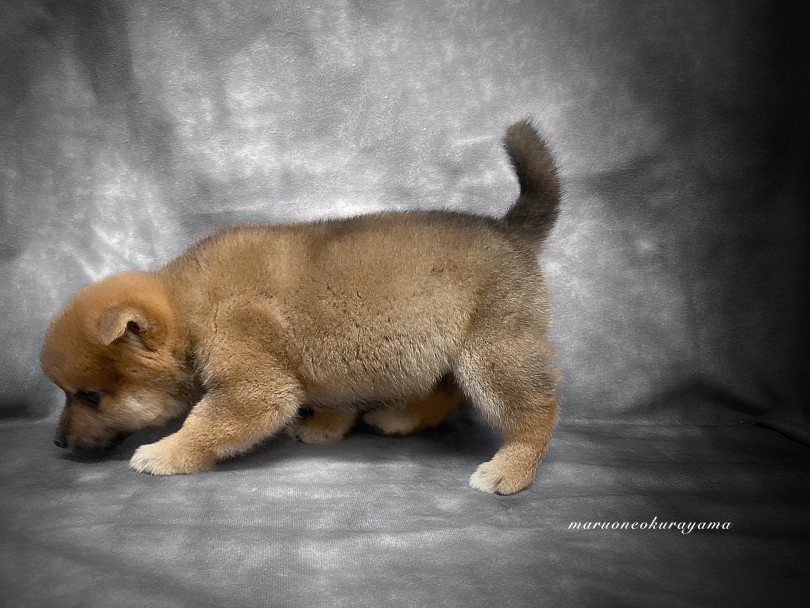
[300,330,456,406]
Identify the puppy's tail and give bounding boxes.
[502,119,561,248]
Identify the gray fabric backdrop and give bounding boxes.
[2,1,808,606]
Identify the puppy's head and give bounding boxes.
[41,272,190,452]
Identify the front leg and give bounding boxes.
[130,380,300,475]
[131,322,303,475]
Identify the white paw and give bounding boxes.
[130,443,171,475]
[129,439,210,475]
[362,409,417,435]
[469,461,501,493]
[469,459,535,495]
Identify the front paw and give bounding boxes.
[130,437,213,475]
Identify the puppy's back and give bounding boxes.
[163,210,536,303]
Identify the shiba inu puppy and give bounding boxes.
[41,120,561,494]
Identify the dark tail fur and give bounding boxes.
[502,119,561,246]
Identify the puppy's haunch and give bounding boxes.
[41,120,562,495]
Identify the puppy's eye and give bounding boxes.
[76,391,102,409]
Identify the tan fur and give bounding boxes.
[289,408,357,444]
[41,121,562,494]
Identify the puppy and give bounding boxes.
[41,120,561,495]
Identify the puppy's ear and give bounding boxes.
[97,306,157,350]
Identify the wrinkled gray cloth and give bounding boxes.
[1,1,808,606]
[2,420,809,607]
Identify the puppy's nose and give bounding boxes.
[54,436,67,449]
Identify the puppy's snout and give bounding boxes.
[54,435,67,449]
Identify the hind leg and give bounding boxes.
[455,324,559,495]
[466,392,558,494]
[363,378,463,436]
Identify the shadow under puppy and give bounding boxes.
[41,120,562,495]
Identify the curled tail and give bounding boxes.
[502,119,561,247]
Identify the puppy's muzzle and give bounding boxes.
[52,432,129,452]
